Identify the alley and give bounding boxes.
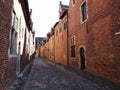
[22,58,120,90]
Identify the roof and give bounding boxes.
[60,1,69,9]
[19,0,32,31]
[59,1,69,19]
[61,4,69,9]
[60,10,68,19]
[53,22,59,28]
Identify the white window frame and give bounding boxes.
[9,10,18,57]
[80,0,88,24]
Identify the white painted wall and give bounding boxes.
[13,0,35,59]
[13,0,26,55]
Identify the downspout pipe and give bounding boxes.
[67,11,69,67]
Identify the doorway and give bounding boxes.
[79,47,85,70]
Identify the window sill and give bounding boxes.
[115,32,120,35]
[81,19,87,24]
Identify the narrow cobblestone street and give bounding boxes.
[21,57,120,90]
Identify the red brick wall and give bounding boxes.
[86,0,120,83]
[39,45,44,57]
[68,0,87,68]
[55,22,63,64]
[0,0,17,89]
[54,15,68,65]
[49,35,55,61]
[55,23,59,63]
[68,0,120,82]
[43,41,49,59]
[60,15,68,65]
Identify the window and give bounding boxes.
[71,0,75,6]
[59,27,62,33]
[10,11,17,55]
[59,22,62,33]
[10,29,17,55]
[73,0,75,4]
[81,2,87,22]
[12,11,18,31]
[71,45,75,57]
[12,12,15,29]
[71,36,75,57]
[64,18,68,30]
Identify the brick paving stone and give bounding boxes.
[22,57,120,90]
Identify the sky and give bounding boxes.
[28,0,70,37]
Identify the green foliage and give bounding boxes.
[35,38,39,46]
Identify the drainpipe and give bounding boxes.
[67,11,69,67]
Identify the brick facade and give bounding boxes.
[68,0,90,69]
[68,0,120,82]
[54,18,68,65]
[54,2,69,65]
[0,0,34,89]
[49,29,55,61]
[0,0,17,89]
[87,0,120,82]
[44,38,49,59]
[38,0,120,83]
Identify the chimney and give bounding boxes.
[60,1,62,5]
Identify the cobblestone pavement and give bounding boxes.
[22,57,120,90]
[8,60,33,90]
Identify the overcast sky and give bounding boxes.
[28,0,69,37]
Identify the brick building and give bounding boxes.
[54,2,69,65]
[49,28,55,61]
[38,0,120,83]
[39,1,69,65]
[68,0,88,69]
[0,1,15,89]
[0,0,35,89]
[68,0,120,82]
[44,34,50,59]
[39,39,47,58]
[39,42,44,58]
